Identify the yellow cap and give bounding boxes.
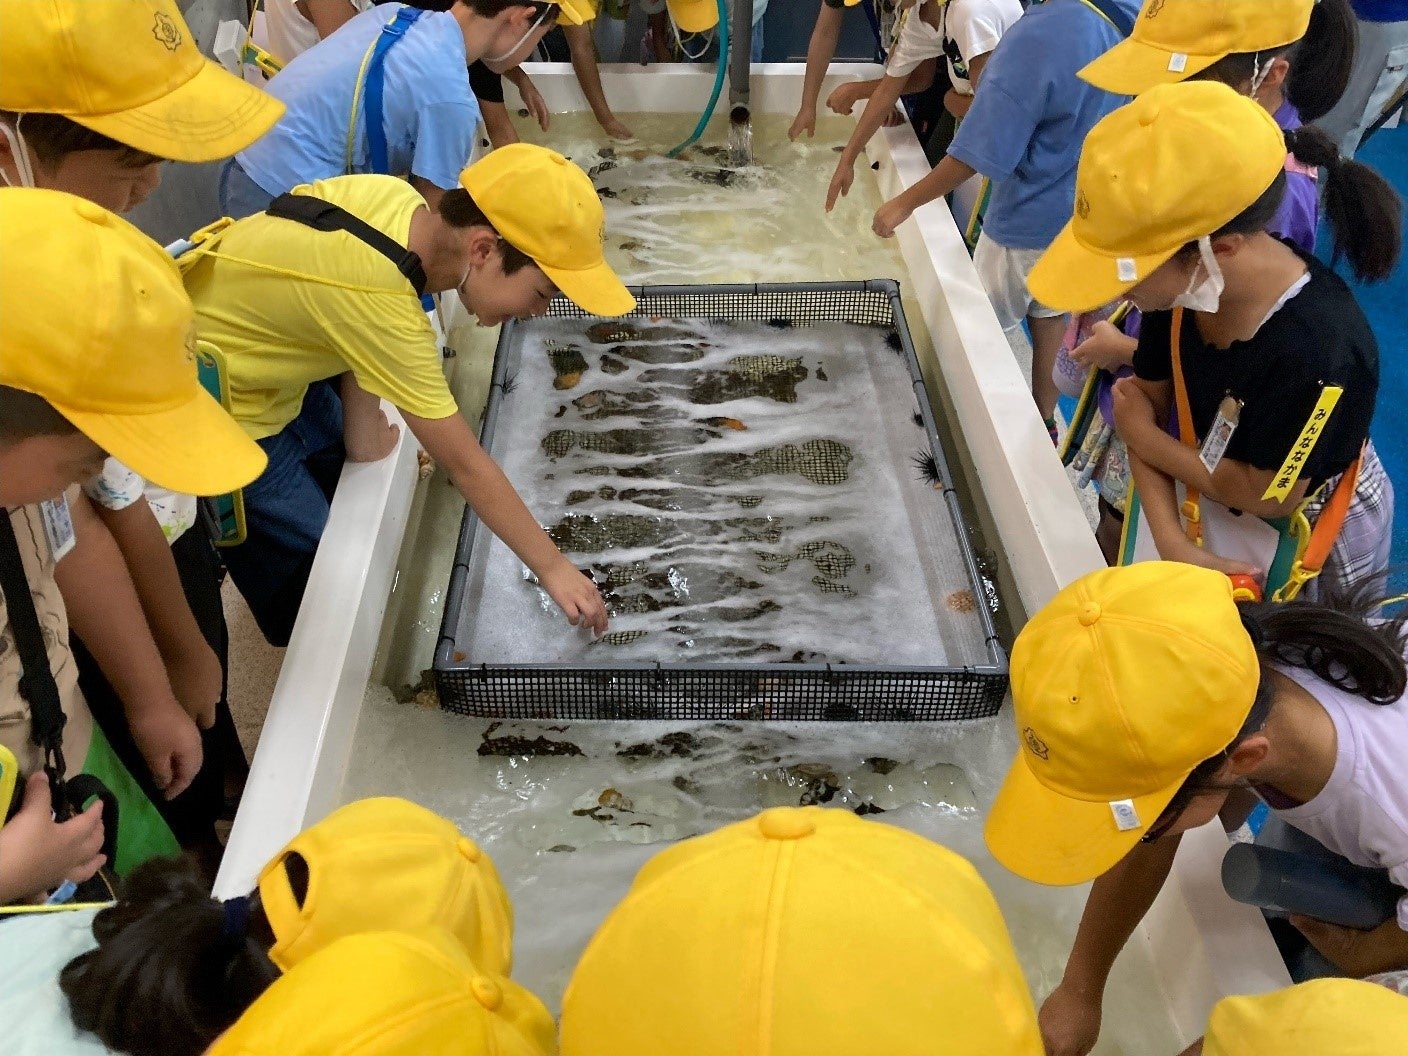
[0,0,284,162]
[666,0,720,33]
[0,189,266,495]
[984,563,1260,886]
[1205,980,1408,1056]
[1028,81,1287,314]
[207,929,557,1056]
[1080,0,1314,94]
[561,807,1042,1056]
[461,143,635,317]
[557,0,598,25]
[259,797,514,975]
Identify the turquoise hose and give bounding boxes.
[665,0,730,158]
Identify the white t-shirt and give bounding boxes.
[264,0,372,65]
[886,0,1023,96]
[83,459,198,544]
[1272,663,1408,929]
[0,908,110,1055]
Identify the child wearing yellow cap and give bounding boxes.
[983,563,1408,1056]
[868,0,1141,443]
[560,806,1044,1056]
[0,190,268,906]
[825,0,1023,211]
[206,929,555,1056]
[789,1,911,143]
[1029,81,1399,598]
[180,145,632,646]
[0,798,513,1056]
[0,0,289,868]
[1187,978,1408,1056]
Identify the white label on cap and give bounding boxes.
[1117,258,1138,283]
[1110,799,1141,832]
[1168,52,1188,73]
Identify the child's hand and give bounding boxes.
[872,198,913,238]
[825,160,855,213]
[1071,321,1137,372]
[0,773,106,903]
[521,80,553,133]
[1158,534,1261,581]
[129,699,203,800]
[1038,979,1103,1056]
[788,109,815,141]
[345,406,401,464]
[540,561,609,636]
[166,639,222,730]
[826,82,866,116]
[1291,914,1408,978]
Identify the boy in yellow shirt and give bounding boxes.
[181,144,633,645]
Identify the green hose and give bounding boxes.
[665,0,730,159]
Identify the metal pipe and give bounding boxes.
[727,0,753,165]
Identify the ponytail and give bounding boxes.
[59,857,280,1056]
[1285,124,1403,282]
[1241,580,1408,706]
[1286,0,1357,123]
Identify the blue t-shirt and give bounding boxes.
[0,909,111,1056]
[947,0,1139,250]
[237,4,479,197]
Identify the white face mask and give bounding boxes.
[1171,236,1225,313]
[0,116,38,189]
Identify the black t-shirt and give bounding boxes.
[468,60,505,104]
[1132,246,1378,490]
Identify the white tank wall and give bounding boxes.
[218,65,1291,1037]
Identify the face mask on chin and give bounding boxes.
[1171,236,1226,313]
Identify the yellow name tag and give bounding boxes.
[1262,385,1344,502]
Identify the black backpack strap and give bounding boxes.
[265,193,428,296]
[0,511,68,804]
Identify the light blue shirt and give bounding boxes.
[947,0,1138,250]
[237,4,479,197]
[0,909,111,1056]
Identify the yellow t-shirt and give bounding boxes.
[181,175,459,441]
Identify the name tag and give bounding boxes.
[39,495,76,563]
[1199,395,1241,475]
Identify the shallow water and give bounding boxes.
[350,113,1184,1052]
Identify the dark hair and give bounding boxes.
[1196,0,1356,123]
[1175,127,1402,284]
[438,187,536,274]
[0,385,79,442]
[0,111,164,169]
[58,855,308,1056]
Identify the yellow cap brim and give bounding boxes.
[62,388,267,496]
[540,258,637,317]
[75,59,285,163]
[984,750,1182,886]
[1079,40,1221,95]
[1027,218,1176,316]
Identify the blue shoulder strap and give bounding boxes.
[364,6,426,175]
[1079,0,1135,38]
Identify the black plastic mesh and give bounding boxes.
[436,281,1008,723]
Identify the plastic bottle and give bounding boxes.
[1221,843,1403,930]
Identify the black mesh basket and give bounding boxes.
[434,281,1007,721]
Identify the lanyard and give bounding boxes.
[346,6,426,175]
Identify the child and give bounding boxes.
[182,145,631,645]
[559,807,1044,1055]
[869,0,1140,443]
[0,190,267,901]
[221,0,593,217]
[1029,82,1399,598]
[0,798,516,1056]
[983,563,1408,1056]
[205,930,554,1056]
[825,0,1022,212]
[790,0,908,141]
[1187,978,1408,1056]
[264,0,373,65]
[0,0,286,865]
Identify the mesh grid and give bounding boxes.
[437,281,1008,723]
